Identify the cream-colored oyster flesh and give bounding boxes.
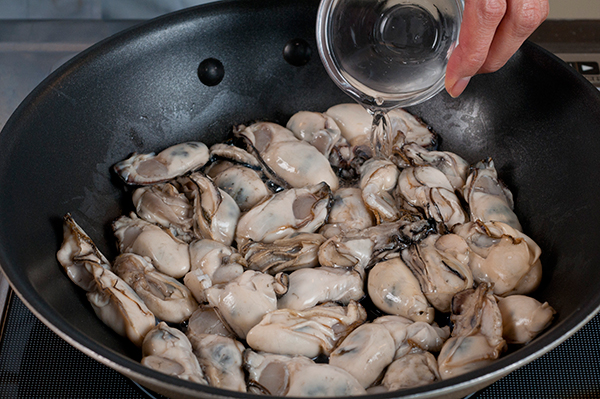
[277,267,364,310]
[205,270,284,339]
[381,351,441,391]
[186,305,235,338]
[235,183,331,245]
[438,283,506,379]
[401,233,473,313]
[497,295,555,344]
[245,301,367,358]
[326,187,375,232]
[329,322,396,388]
[454,221,542,296]
[463,158,522,231]
[241,233,326,275]
[57,213,111,291]
[359,159,401,223]
[368,257,435,323]
[86,262,156,347]
[113,213,190,278]
[112,253,197,324]
[187,333,246,392]
[178,172,240,246]
[213,165,270,212]
[141,322,207,384]
[114,142,209,185]
[244,351,366,397]
[236,122,339,191]
[286,111,342,157]
[131,182,194,242]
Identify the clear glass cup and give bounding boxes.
[316,0,463,157]
[317,0,464,111]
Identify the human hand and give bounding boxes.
[445,0,549,98]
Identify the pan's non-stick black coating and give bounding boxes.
[1,0,600,398]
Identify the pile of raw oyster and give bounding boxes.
[57,103,556,397]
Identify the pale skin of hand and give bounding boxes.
[445,0,550,98]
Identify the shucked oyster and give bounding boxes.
[113,213,190,278]
[396,166,467,231]
[178,172,240,246]
[236,183,332,246]
[141,322,207,384]
[380,351,441,391]
[437,283,506,379]
[113,253,197,324]
[206,270,287,339]
[244,351,366,397]
[188,333,247,392]
[277,267,364,310]
[114,142,209,185]
[212,165,270,212]
[402,233,473,313]
[454,221,542,296]
[324,187,375,233]
[246,301,367,358]
[463,159,522,231]
[367,257,435,323]
[497,295,555,344]
[241,233,326,275]
[359,159,401,223]
[131,182,194,242]
[236,122,339,191]
[393,143,469,190]
[57,213,111,291]
[330,315,448,388]
[58,214,155,347]
[286,110,342,157]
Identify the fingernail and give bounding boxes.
[449,76,471,98]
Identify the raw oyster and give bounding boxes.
[381,351,441,391]
[131,183,194,241]
[236,122,339,191]
[186,305,236,338]
[328,322,396,388]
[367,257,435,323]
[184,239,245,302]
[245,301,367,358]
[244,351,366,397]
[213,165,270,212]
[387,107,437,148]
[277,267,364,310]
[438,283,507,379]
[286,110,342,157]
[57,213,111,291]
[112,253,197,324]
[178,172,240,246]
[241,233,326,274]
[205,270,286,339]
[401,233,473,313]
[141,322,207,384]
[58,214,155,346]
[394,143,469,190]
[324,187,375,233]
[372,315,449,358]
[113,213,190,278]
[86,261,156,347]
[330,315,448,388]
[359,159,401,223]
[497,295,555,344]
[114,142,209,185]
[396,166,467,231]
[463,159,522,231]
[209,143,261,168]
[235,182,332,245]
[187,333,246,392]
[318,217,434,276]
[454,221,542,296]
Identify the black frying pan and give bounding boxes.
[1,1,600,398]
